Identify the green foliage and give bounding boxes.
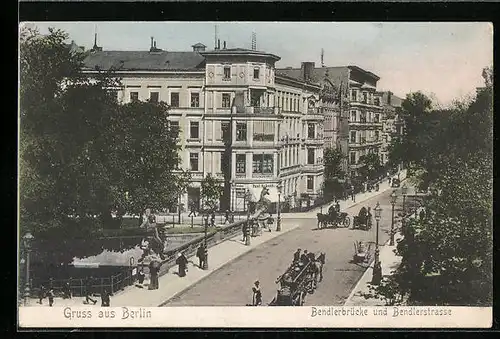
[322,148,345,200]
[19,28,187,263]
[358,153,382,180]
[201,174,223,212]
[372,68,493,306]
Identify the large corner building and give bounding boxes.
[83,40,324,212]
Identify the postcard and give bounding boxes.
[18,21,493,329]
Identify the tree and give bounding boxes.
[371,68,493,306]
[19,27,187,263]
[322,148,345,201]
[358,153,382,181]
[201,174,224,212]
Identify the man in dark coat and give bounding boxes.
[63,280,72,299]
[293,249,301,263]
[148,260,161,290]
[38,284,46,304]
[85,277,97,305]
[176,252,188,277]
[101,289,111,307]
[300,250,309,263]
[196,244,206,268]
[47,288,55,307]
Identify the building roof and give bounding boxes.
[83,50,206,71]
[201,48,281,61]
[347,65,380,81]
[277,65,380,84]
[191,43,206,48]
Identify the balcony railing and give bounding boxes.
[242,106,277,115]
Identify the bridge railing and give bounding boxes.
[140,217,254,277]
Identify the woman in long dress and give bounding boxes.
[176,252,188,277]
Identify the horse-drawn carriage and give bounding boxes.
[352,207,372,231]
[270,254,324,306]
[317,205,351,229]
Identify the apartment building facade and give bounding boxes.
[379,91,404,166]
[83,42,323,212]
[278,65,384,180]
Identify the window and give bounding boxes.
[130,92,139,102]
[350,152,356,164]
[236,122,247,141]
[236,154,246,174]
[351,90,357,101]
[190,93,200,108]
[223,67,231,80]
[253,121,275,141]
[307,149,315,165]
[374,97,380,106]
[170,121,180,137]
[222,93,231,108]
[351,110,357,122]
[374,114,380,123]
[307,176,314,190]
[190,153,199,171]
[307,123,315,139]
[253,67,260,80]
[350,131,357,143]
[190,121,199,139]
[253,154,273,174]
[149,92,159,103]
[170,92,179,107]
[363,92,368,103]
[219,152,224,172]
[375,130,380,141]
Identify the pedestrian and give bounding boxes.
[85,276,97,305]
[210,211,216,227]
[242,222,249,243]
[196,244,206,268]
[367,207,373,229]
[148,260,161,290]
[293,248,301,263]
[351,185,355,202]
[101,289,111,307]
[335,200,340,213]
[63,280,72,299]
[224,209,230,224]
[252,280,262,306]
[47,288,55,307]
[300,250,309,263]
[38,284,46,304]
[188,203,196,217]
[176,252,188,277]
[138,267,145,285]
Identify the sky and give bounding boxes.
[23,22,493,106]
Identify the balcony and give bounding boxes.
[304,137,324,146]
[302,163,324,173]
[241,106,278,115]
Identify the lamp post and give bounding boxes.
[401,183,408,232]
[276,182,282,231]
[371,202,382,285]
[319,188,323,214]
[22,232,34,306]
[390,191,397,246]
[245,189,251,246]
[203,213,209,270]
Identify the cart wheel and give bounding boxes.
[343,216,351,227]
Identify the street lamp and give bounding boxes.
[22,232,34,306]
[245,189,251,246]
[390,191,397,246]
[203,213,209,270]
[401,183,408,232]
[319,187,323,214]
[276,182,282,232]
[371,202,382,285]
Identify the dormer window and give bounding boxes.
[223,67,231,80]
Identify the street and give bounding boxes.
[163,188,406,306]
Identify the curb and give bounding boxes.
[157,223,301,306]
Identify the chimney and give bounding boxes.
[223,41,226,49]
[301,62,315,81]
[154,41,157,48]
[217,39,220,50]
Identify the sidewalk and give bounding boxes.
[343,232,403,306]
